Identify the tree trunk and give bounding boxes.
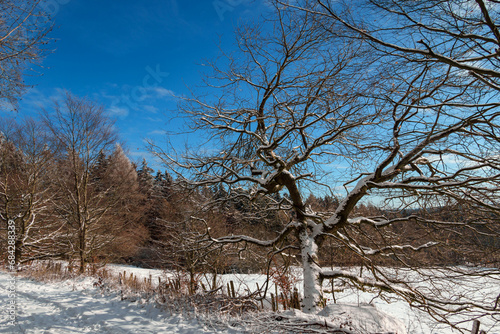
[15,217,26,265]
[299,228,324,313]
[189,267,196,295]
[78,221,86,274]
[14,238,23,265]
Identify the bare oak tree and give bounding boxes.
[151,0,500,329]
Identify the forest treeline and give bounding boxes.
[1,95,498,275]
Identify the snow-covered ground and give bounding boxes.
[0,271,218,334]
[0,264,498,334]
[215,268,499,334]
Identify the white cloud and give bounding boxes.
[107,105,129,117]
[20,88,57,110]
[143,105,158,113]
[149,87,174,98]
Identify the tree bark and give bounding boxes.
[299,227,324,313]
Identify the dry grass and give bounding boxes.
[17,260,76,282]
[3,261,368,333]
[11,260,262,314]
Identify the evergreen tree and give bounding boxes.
[137,158,154,196]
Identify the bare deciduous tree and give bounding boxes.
[42,93,119,273]
[0,117,59,265]
[0,0,52,109]
[151,1,500,329]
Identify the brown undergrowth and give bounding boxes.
[3,260,367,333]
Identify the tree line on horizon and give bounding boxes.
[1,95,497,277]
[0,94,289,274]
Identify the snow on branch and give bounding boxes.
[203,218,302,248]
[319,269,418,300]
[358,241,439,256]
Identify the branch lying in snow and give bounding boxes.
[263,310,357,334]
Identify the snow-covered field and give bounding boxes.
[0,264,498,334]
[0,271,216,334]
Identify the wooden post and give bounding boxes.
[280,292,287,310]
[471,320,480,334]
[275,284,278,307]
[330,279,336,304]
[230,280,236,298]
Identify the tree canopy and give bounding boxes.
[150,0,500,327]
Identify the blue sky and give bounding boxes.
[9,0,270,165]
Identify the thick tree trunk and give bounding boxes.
[278,170,325,312]
[299,228,324,313]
